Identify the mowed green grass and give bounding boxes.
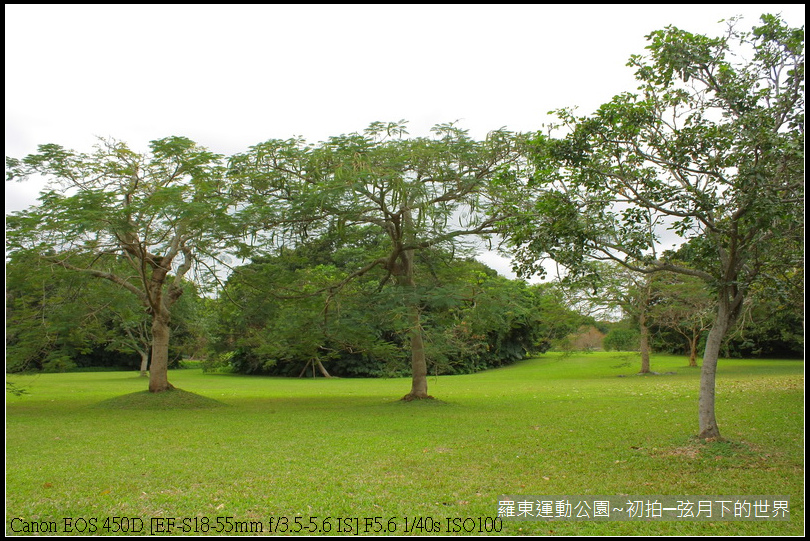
[5,352,804,535]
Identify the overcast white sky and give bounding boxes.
[5,4,805,278]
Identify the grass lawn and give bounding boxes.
[5,352,804,535]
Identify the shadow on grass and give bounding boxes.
[616,371,679,377]
[93,388,228,410]
[639,435,763,465]
[390,397,453,408]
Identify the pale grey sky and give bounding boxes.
[5,4,805,278]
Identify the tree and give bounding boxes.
[558,262,656,372]
[7,137,236,392]
[231,121,527,399]
[506,15,803,438]
[648,271,715,367]
[602,325,640,352]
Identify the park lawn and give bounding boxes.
[5,352,804,536]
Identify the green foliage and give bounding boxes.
[5,251,120,373]
[645,241,803,359]
[5,251,207,373]
[211,231,577,377]
[603,326,641,352]
[507,13,804,293]
[723,289,805,359]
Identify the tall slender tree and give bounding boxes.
[648,271,715,367]
[505,15,803,438]
[556,262,656,372]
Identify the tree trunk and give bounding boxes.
[298,361,310,378]
[698,299,733,440]
[149,313,175,393]
[139,351,149,377]
[688,335,699,367]
[636,276,652,373]
[396,247,432,401]
[403,305,430,400]
[639,313,651,374]
[316,359,332,378]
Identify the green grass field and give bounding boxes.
[5,352,804,535]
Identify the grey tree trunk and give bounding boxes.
[698,293,737,440]
[638,277,652,373]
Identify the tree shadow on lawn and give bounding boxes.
[635,436,774,465]
[93,388,229,410]
[616,371,679,377]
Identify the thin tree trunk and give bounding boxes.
[698,301,731,440]
[316,359,332,378]
[688,335,699,367]
[637,276,652,373]
[298,361,310,378]
[404,305,430,400]
[123,324,150,377]
[139,351,149,377]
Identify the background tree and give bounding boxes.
[7,137,236,392]
[211,226,572,378]
[555,262,655,371]
[6,251,132,373]
[506,15,804,438]
[231,121,527,400]
[648,271,715,367]
[6,252,204,374]
[722,281,804,358]
[602,324,640,353]
[211,227,406,377]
